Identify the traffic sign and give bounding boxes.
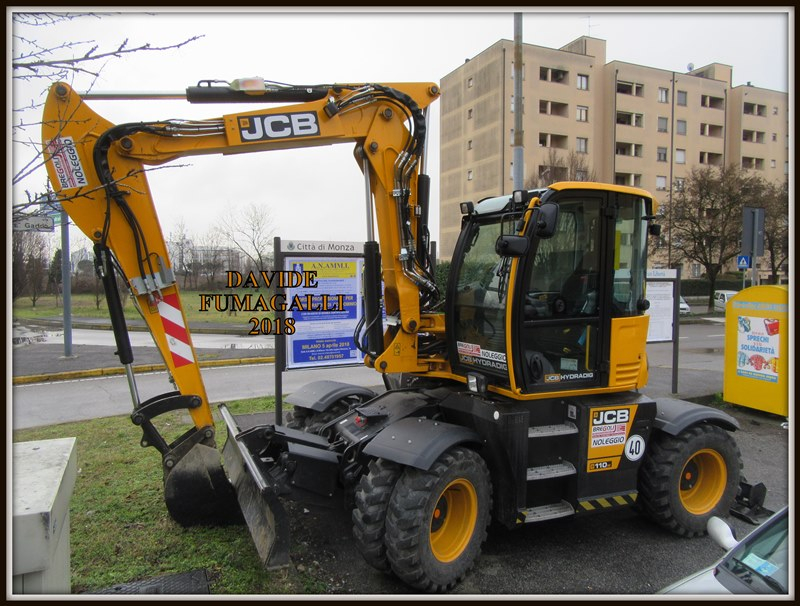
[737,255,751,270]
[13,215,55,232]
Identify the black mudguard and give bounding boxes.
[654,397,740,435]
[363,416,482,471]
[285,380,377,413]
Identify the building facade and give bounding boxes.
[438,36,789,274]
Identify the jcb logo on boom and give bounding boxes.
[591,408,630,425]
[238,112,320,142]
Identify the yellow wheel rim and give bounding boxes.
[429,478,478,563]
[679,448,727,515]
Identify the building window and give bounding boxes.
[658,117,669,132]
[771,159,776,169]
[510,95,514,113]
[656,175,667,190]
[510,61,525,80]
[676,149,686,164]
[657,147,668,162]
[467,77,474,88]
[576,105,588,122]
[541,66,568,83]
[773,106,779,115]
[577,74,589,90]
[658,87,669,103]
[467,170,473,181]
[676,120,687,136]
[772,133,778,142]
[575,169,588,181]
[467,139,473,150]
[576,137,588,153]
[617,80,644,96]
[467,108,473,119]
[675,177,685,191]
[691,263,702,278]
[677,90,687,106]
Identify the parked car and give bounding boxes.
[714,289,738,312]
[679,296,691,315]
[659,506,789,594]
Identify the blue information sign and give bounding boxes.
[737,255,751,270]
[283,254,365,369]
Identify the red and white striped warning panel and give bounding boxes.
[157,293,195,368]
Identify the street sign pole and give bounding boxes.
[60,210,73,357]
[750,208,758,288]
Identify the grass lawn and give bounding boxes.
[12,397,323,595]
[12,290,273,327]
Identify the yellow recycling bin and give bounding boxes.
[723,285,789,417]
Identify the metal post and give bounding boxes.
[750,208,758,288]
[512,13,525,190]
[671,265,681,394]
[60,211,73,357]
[274,236,284,426]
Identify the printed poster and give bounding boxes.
[283,256,364,369]
[736,316,780,383]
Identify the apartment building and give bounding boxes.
[438,36,789,268]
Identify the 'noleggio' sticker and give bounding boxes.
[46,137,88,190]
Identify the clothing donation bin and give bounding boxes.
[723,285,789,417]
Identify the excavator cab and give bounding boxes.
[448,183,654,398]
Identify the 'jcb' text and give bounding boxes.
[592,408,630,425]
[239,112,319,142]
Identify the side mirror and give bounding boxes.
[496,235,529,257]
[535,202,559,239]
[707,517,738,551]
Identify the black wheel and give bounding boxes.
[637,424,742,537]
[385,446,492,592]
[351,458,402,572]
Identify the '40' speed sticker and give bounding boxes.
[624,434,646,461]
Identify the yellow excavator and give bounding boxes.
[41,78,765,592]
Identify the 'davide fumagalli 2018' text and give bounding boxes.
[198,270,347,335]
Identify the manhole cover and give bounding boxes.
[87,569,210,594]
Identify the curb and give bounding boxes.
[13,356,276,385]
[19,317,250,335]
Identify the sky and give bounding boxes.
[9,7,792,256]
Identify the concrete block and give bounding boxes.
[12,437,77,594]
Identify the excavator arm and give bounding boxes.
[40,79,444,528]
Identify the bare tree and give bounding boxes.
[219,203,275,273]
[168,219,197,290]
[13,231,51,307]
[762,179,789,284]
[197,228,226,288]
[668,164,764,310]
[524,149,597,189]
[11,11,200,213]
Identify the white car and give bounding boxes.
[679,296,691,315]
[660,506,788,594]
[713,290,738,312]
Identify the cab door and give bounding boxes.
[514,191,611,392]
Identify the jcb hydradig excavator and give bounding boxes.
[42,78,761,592]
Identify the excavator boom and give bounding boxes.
[41,79,443,552]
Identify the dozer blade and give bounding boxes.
[219,404,291,570]
[163,441,241,526]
